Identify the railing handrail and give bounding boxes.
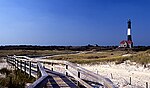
[36,59,116,88]
[7,56,50,88]
[7,55,116,88]
[28,62,49,88]
[37,59,116,88]
[65,61,116,88]
[37,62,48,77]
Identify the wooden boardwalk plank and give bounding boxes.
[47,76,60,88]
[45,69,77,88]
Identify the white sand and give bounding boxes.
[80,61,150,88]
[0,58,12,78]
[0,59,11,70]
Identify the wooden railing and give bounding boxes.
[28,62,49,88]
[6,55,116,88]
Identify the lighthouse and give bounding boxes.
[127,19,132,41]
[120,19,133,48]
[127,19,133,48]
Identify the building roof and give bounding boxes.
[120,40,127,44]
[120,40,132,44]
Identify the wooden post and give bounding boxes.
[14,58,16,66]
[51,63,53,71]
[66,65,68,76]
[8,58,10,63]
[18,60,20,69]
[14,58,16,69]
[24,61,26,74]
[8,57,10,63]
[146,82,148,88]
[15,59,17,69]
[12,58,14,67]
[29,61,31,78]
[13,58,15,65]
[15,58,17,70]
[77,71,80,87]
[6,57,8,63]
[11,58,13,68]
[20,60,22,71]
[12,58,13,63]
[129,77,131,85]
[37,64,40,78]
[17,60,19,70]
[96,70,98,74]
[111,73,113,79]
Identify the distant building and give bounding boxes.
[120,40,133,48]
[119,19,133,48]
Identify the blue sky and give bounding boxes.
[0,0,150,46]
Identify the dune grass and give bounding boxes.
[0,68,35,88]
[47,50,130,64]
[0,50,75,57]
[0,49,149,65]
[129,50,150,64]
[47,50,150,64]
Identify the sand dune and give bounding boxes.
[80,61,150,88]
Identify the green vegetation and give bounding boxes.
[0,68,11,76]
[0,49,150,64]
[47,50,130,64]
[0,50,149,87]
[0,50,75,57]
[129,49,150,64]
[47,50,150,64]
[0,68,35,88]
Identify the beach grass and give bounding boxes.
[47,50,150,64]
[0,68,35,88]
[0,50,75,57]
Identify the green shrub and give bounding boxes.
[0,68,35,88]
[0,68,11,76]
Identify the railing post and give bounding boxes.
[6,57,8,63]
[17,60,19,70]
[8,57,10,62]
[65,65,68,76]
[37,64,40,78]
[12,58,14,67]
[18,60,20,70]
[8,57,10,63]
[9,57,11,63]
[14,58,16,69]
[11,58,14,68]
[14,58,17,70]
[77,71,80,87]
[13,58,15,66]
[20,60,22,71]
[9,58,12,68]
[24,61,26,74]
[51,63,53,71]
[12,58,14,66]
[29,61,31,78]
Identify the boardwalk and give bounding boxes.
[6,56,116,88]
[46,69,77,88]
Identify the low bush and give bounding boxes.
[0,68,35,88]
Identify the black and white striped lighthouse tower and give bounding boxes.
[127,19,132,41]
[127,19,133,48]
